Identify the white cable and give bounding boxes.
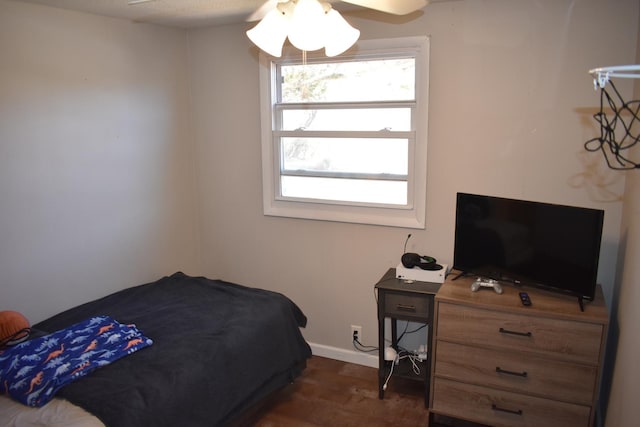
[399,352,421,376]
[383,349,427,391]
[382,354,397,390]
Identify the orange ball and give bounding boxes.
[0,310,31,346]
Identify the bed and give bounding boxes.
[0,272,312,426]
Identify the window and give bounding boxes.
[259,37,429,228]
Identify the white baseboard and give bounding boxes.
[308,342,379,368]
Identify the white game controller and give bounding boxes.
[471,278,503,294]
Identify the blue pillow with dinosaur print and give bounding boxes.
[0,315,152,407]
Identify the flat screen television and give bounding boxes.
[453,192,604,303]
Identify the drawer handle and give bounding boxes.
[499,327,532,338]
[396,304,416,312]
[491,404,523,416]
[496,367,528,378]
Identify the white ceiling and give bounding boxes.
[10,0,361,28]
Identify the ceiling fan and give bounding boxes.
[247,0,432,57]
[248,0,428,22]
[127,1,440,56]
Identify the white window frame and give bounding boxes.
[259,36,430,229]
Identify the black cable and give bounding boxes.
[395,320,410,343]
[585,80,640,170]
[352,337,378,353]
[396,321,426,343]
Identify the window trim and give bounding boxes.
[259,36,430,229]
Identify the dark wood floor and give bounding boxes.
[236,356,482,427]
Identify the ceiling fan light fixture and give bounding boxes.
[323,9,360,57]
[287,0,327,52]
[246,7,291,58]
[247,0,361,57]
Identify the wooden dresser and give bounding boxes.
[429,272,608,427]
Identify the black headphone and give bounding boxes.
[401,252,443,271]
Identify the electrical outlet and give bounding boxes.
[351,325,362,342]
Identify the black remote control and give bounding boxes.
[519,292,532,306]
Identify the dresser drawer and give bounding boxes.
[434,341,597,405]
[436,303,603,364]
[383,291,431,318]
[432,378,591,427]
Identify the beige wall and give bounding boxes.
[189,0,635,354]
[0,0,200,322]
[604,5,640,426]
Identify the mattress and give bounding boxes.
[0,395,104,427]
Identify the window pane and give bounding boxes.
[281,108,411,131]
[281,59,415,103]
[281,137,408,175]
[281,176,408,205]
[261,37,429,227]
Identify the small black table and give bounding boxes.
[375,268,441,407]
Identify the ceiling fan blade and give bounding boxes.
[342,0,428,15]
[247,0,280,22]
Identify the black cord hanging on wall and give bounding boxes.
[585,66,640,171]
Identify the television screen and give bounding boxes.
[453,193,604,301]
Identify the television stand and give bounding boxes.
[429,271,609,427]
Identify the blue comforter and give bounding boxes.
[27,272,311,426]
[0,316,152,407]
